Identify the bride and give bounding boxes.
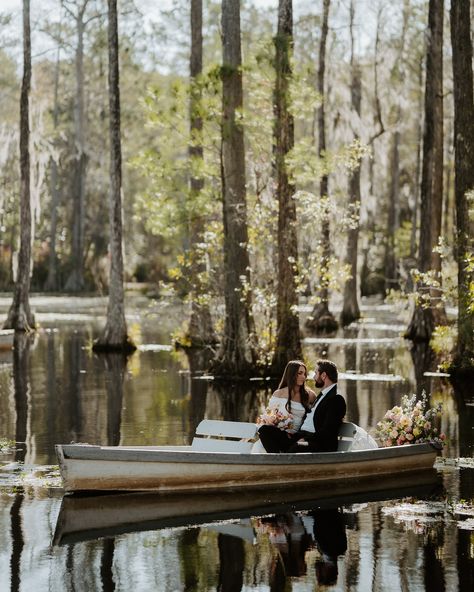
[256,360,317,453]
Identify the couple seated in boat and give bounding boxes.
[257,359,346,453]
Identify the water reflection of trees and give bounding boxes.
[13,332,31,463]
[102,353,127,446]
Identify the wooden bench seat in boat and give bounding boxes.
[191,419,359,453]
[191,420,258,453]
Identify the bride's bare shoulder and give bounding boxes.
[272,387,288,399]
[307,388,317,402]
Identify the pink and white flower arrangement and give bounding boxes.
[375,393,446,447]
[257,407,294,431]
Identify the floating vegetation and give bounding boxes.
[339,372,405,382]
[0,464,62,492]
[303,337,401,345]
[383,499,474,532]
[137,344,174,352]
[435,457,474,470]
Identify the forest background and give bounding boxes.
[0,0,473,378]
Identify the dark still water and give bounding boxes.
[0,295,473,591]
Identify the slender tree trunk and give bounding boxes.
[450,0,474,374]
[93,0,135,353]
[185,0,215,347]
[214,0,256,376]
[306,0,338,333]
[64,1,88,292]
[44,42,61,292]
[410,57,424,262]
[385,1,408,296]
[4,0,35,331]
[271,0,301,373]
[384,125,400,295]
[341,0,361,327]
[406,0,446,342]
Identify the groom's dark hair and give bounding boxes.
[316,359,338,383]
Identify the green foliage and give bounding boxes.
[0,438,15,453]
[132,66,223,304]
[430,325,457,359]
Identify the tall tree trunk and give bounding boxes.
[410,57,424,263]
[4,0,35,331]
[64,1,88,292]
[384,1,409,296]
[450,0,474,374]
[93,0,135,353]
[341,0,361,327]
[186,0,215,347]
[406,0,446,342]
[384,125,400,295]
[306,0,338,334]
[214,0,256,376]
[271,0,301,374]
[44,42,61,292]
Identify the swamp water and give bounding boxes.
[0,295,473,591]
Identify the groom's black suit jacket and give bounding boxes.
[296,384,346,452]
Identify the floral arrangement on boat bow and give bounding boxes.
[375,393,446,447]
[257,408,294,431]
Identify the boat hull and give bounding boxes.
[56,443,439,493]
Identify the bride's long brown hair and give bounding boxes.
[278,360,311,413]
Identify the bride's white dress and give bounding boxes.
[251,395,307,453]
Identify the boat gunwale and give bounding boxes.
[57,442,439,465]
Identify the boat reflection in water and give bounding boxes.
[53,470,441,546]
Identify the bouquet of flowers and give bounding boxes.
[375,393,446,447]
[257,407,294,431]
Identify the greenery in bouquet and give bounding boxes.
[375,393,446,447]
[257,407,294,431]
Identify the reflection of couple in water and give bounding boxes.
[256,508,347,587]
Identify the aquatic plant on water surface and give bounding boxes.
[375,393,446,447]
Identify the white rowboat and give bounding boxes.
[55,420,440,494]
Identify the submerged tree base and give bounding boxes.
[3,302,36,332]
[448,357,474,384]
[92,337,137,355]
[174,335,218,352]
[340,306,360,328]
[305,303,338,334]
[210,356,267,382]
[405,306,435,342]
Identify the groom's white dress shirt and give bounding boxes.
[299,383,336,433]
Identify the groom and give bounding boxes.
[288,359,346,453]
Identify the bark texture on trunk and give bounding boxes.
[406,0,446,342]
[384,126,400,295]
[215,0,256,376]
[185,0,215,348]
[64,1,89,292]
[450,0,474,373]
[410,57,424,263]
[4,0,35,331]
[306,0,338,334]
[341,0,361,327]
[93,0,135,353]
[44,43,61,292]
[271,0,302,374]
